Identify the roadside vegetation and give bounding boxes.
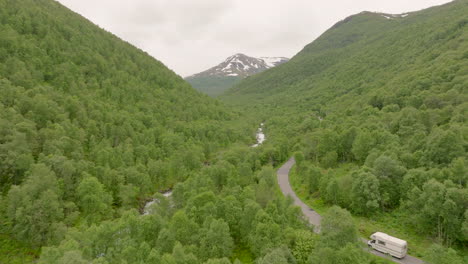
[290,163,467,261]
[223,1,468,263]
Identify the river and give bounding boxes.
[251,123,266,147]
[142,190,173,215]
[143,123,266,214]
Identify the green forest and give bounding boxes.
[223,0,468,262]
[0,0,466,263]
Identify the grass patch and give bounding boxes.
[0,234,39,264]
[288,165,329,215]
[231,243,254,264]
[353,212,435,258]
[368,253,398,264]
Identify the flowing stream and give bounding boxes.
[143,123,266,214]
[142,190,173,215]
[251,123,266,147]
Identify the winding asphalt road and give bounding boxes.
[277,158,426,264]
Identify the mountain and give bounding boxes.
[0,0,256,262]
[223,0,468,258]
[188,53,289,78]
[224,0,467,111]
[186,53,288,97]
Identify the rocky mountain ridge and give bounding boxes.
[188,53,288,78]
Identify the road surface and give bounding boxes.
[277,158,426,264]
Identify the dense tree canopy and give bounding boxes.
[1,0,467,263]
[223,0,467,260]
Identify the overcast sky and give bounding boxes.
[56,0,452,77]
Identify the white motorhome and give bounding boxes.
[367,232,408,259]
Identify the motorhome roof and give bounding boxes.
[372,232,407,247]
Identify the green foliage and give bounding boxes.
[257,246,296,264]
[289,230,317,264]
[320,206,358,249]
[2,0,467,262]
[309,243,386,264]
[0,0,253,258]
[350,171,380,215]
[249,210,282,256]
[405,179,467,245]
[169,211,199,246]
[0,234,39,264]
[76,175,112,224]
[0,0,271,263]
[371,155,406,209]
[306,165,322,194]
[230,244,254,264]
[255,167,277,207]
[352,131,376,164]
[308,209,389,264]
[463,210,468,241]
[423,128,465,165]
[204,258,232,264]
[425,244,465,264]
[321,151,338,169]
[449,157,467,187]
[0,0,253,197]
[199,219,234,260]
[294,152,304,167]
[6,164,65,246]
[223,0,468,253]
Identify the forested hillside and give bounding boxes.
[0,0,254,262]
[0,0,258,194]
[0,0,392,263]
[224,0,467,261]
[1,0,466,263]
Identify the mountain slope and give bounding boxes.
[0,0,247,191]
[223,0,468,258]
[1,0,466,263]
[225,1,467,101]
[189,53,288,78]
[186,53,288,96]
[0,3,370,264]
[0,0,256,260]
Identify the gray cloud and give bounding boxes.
[57,0,452,77]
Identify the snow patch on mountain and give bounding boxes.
[260,57,289,68]
[186,53,289,79]
[380,12,410,20]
